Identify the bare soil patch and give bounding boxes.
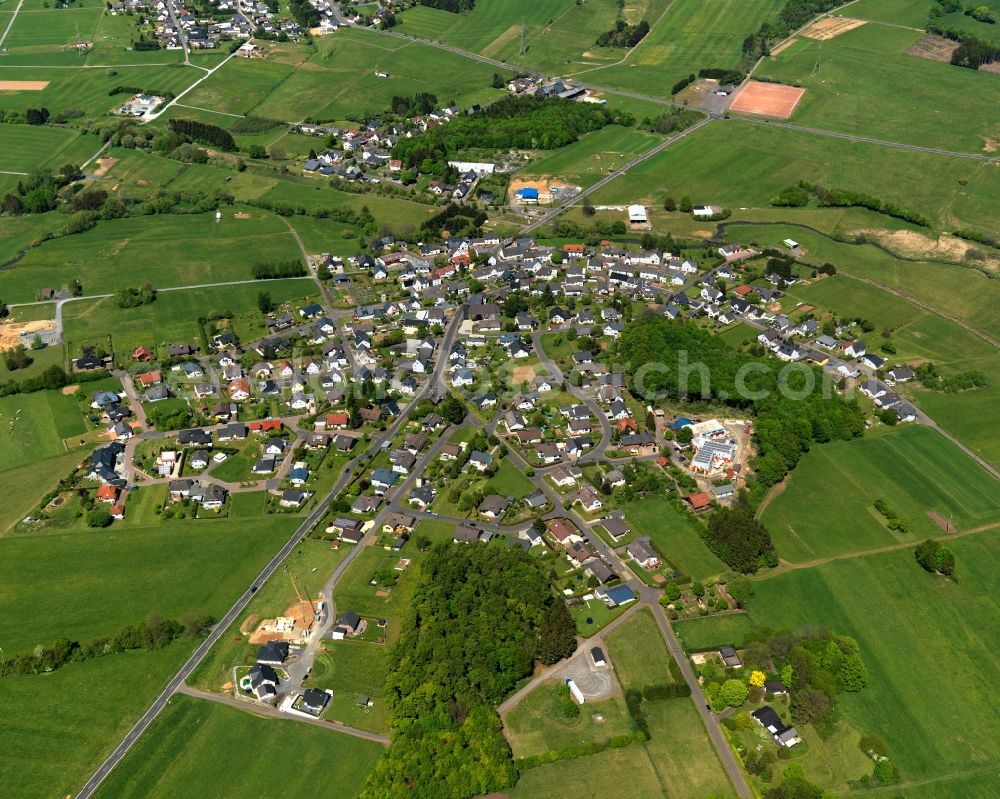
[729,81,805,119]
[907,34,959,63]
[927,510,956,533]
[984,138,999,153]
[240,614,259,634]
[858,228,1000,271]
[802,16,866,40]
[0,320,54,352]
[0,80,49,91]
[61,384,80,396]
[92,157,117,178]
[512,364,536,384]
[982,61,1000,74]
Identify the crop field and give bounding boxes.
[504,681,633,759]
[95,695,383,799]
[183,30,505,123]
[573,0,784,94]
[0,209,303,304]
[0,63,198,118]
[522,125,662,189]
[0,643,193,797]
[755,24,1000,153]
[846,0,935,27]
[749,530,1000,799]
[3,7,104,50]
[0,514,300,650]
[763,426,1000,562]
[623,497,726,581]
[588,120,1000,236]
[0,389,84,471]
[396,0,634,75]
[0,123,96,173]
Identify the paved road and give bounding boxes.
[176,684,390,744]
[75,308,465,798]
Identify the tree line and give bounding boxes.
[361,543,574,799]
[1,365,109,398]
[115,282,157,308]
[252,260,308,279]
[771,181,931,227]
[393,95,631,175]
[419,0,475,12]
[167,118,237,152]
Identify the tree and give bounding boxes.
[257,291,276,314]
[676,425,693,444]
[539,601,577,664]
[86,507,112,528]
[439,394,466,425]
[663,195,677,212]
[679,195,693,213]
[719,678,749,707]
[935,545,955,576]
[749,670,766,689]
[3,344,32,371]
[664,582,681,601]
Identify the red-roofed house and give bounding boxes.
[733,284,752,297]
[685,492,712,511]
[326,412,350,429]
[229,379,251,401]
[548,518,583,546]
[97,485,119,504]
[138,370,162,387]
[132,346,155,362]
[249,419,283,433]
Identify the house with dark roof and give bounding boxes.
[752,705,800,747]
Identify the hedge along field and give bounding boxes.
[587,120,1000,236]
[568,0,784,94]
[754,24,1000,154]
[0,63,199,119]
[761,426,1000,563]
[0,209,301,304]
[94,695,384,799]
[749,531,1000,799]
[62,277,317,355]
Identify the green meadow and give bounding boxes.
[0,514,300,651]
[623,496,727,581]
[762,426,1000,563]
[0,210,301,303]
[754,24,1000,153]
[846,0,934,27]
[0,449,84,535]
[748,530,1000,799]
[62,277,316,355]
[589,119,1000,236]
[522,125,662,189]
[0,124,97,173]
[3,6,104,50]
[0,389,84,471]
[95,694,384,799]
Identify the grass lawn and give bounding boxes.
[488,457,535,498]
[0,643,193,797]
[622,496,726,581]
[747,529,1000,798]
[509,741,664,799]
[503,681,633,759]
[0,514,300,652]
[604,608,674,690]
[672,612,760,651]
[538,331,575,365]
[0,389,84,471]
[754,24,1000,154]
[761,426,1000,563]
[308,639,390,734]
[95,694,383,798]
[571,594,629,637]
[0,209,301,304]
[0,123,88,173]
[229,490,268,518]
[847,0,936,27]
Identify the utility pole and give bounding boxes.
[519,20,527,57]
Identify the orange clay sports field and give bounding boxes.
[729,81,806,119]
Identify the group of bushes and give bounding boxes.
[251,260,308,280]
[596,19,650,48]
